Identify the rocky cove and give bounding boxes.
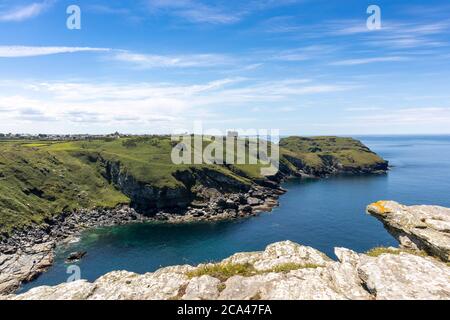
[0,183,282,295]
[3,201,450,300]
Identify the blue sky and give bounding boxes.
[0,0,450,135]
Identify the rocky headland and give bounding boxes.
[2,201,450,300]
[0,136,388,295]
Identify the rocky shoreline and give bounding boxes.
[3,200,450,300]
[4,239,449,300]
[3,201,450,300]
[0,185,283,295]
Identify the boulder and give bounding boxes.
[247,197,263,206]
[66,251,87,263]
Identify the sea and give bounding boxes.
[18,135,450,293]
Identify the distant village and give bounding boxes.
[0,131,241,141]
[0,132,125,141]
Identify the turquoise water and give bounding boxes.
[19,135,450,292]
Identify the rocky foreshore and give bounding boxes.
[0,185,282,295]
[3,240,449,300]
[2,201,450,300]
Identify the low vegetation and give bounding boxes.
[366,247,429,258]
[280,136,386,173]
[186,261,323,281]
[0,142,129,234]
[186,263,258,281]
[266,262,322,273]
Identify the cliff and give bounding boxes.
[279,136,388,177]
[0,135,387,235]
[4,202,449,300]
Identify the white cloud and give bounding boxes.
[330,56,408,66]
[0,1,52,22]
[0,77,355,133]
[328,19,450,37]
[0,46,111,58]
[148,0,239,24]
[265,17,450,53]
[350,107,450,127]
[86,4,130,16]
[147,0,301,25]
[270,45,336,62]
[345,107,383,112]
[112,51,233,68]
[337,20,450,50]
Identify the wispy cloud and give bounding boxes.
[270,45,336,62]
[112,51,233,68]
[345,107,383,112]
[0,1,52,22]
[0,46,111,58]
[86,4,143,23]
[148,0,240,24]
[332,19,450,50]
[330,56,409,66]
[86,4,130,16]
[261,15,450,52]
[147,0,301,25]
[350,107,450,126]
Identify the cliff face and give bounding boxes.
[102,159,193,211]
[279,136,389,178]
[5,240,449,300]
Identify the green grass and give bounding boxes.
[267,262,322,273]
[366,247,429,257]
[0,135,387,234]
[186,263,258,281]
[280,136,387,173]
[0,142,129,234]
[186,262,323,282]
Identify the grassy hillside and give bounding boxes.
[280,136,387,174]
[0,136,387,234]
[0,141,129,234]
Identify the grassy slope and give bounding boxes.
[279,136,386,171]
[0,136,385,234]
[0,141,129,234]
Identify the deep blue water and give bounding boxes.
[19,135,450,292]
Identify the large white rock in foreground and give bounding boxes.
[4,240,450,300]
[367,201,450,262]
